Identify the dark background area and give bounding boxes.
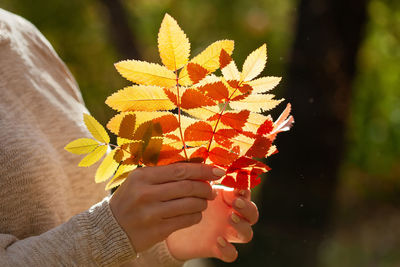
[2,0,400,266]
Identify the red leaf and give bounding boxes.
[250,168,263,188]
[152,114,179,133]
[227,156,270,173]
[214,128,238,148]
[221,175,236,188]
[197,81,229,102]
[257,119,274,135]
[189,147,208,162]
[236,170,249,190]
[187,63,208,84]
[180,89,216,109]
[184,121,213,141]
[219,49,232,69]
[209,147,238,166]
[245,136,272,158]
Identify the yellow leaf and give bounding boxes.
[240,44,267,82]
[78,145,108,167]
[179,40,234,85]
[105,173,128,191]
[222,60,241,81]
[105,86,175,112]
[230,94,283,113]
[64,138,99,155]
[95,149,119,183]
[158,13,190,71]
[84,114,110,143]
[182,105,220,120]
[246,76,281,94]
[115,60,176,87]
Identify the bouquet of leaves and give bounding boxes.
[65,14,294,191]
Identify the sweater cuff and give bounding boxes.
[77,196,136,266]
[144,240,185,267]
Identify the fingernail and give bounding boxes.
[231,213,240,224]
[217,236,227,247]
[239,190,246,196]
[235,198,245,209]
[212,168,226,177]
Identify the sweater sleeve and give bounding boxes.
[0,197,136,266]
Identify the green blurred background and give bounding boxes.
[1,0,399,266]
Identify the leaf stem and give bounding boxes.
[204,86,240,160]
[175,74,188,160]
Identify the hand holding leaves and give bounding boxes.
[65,13,293,190]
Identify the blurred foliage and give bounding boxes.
[347,0,400,174]
[1,0,400,266]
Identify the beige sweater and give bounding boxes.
[0,8,182,267]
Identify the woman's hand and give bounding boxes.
[166,187,259,262]
[109,163,225,253]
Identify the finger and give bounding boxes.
[142,163,225,184]
[156,180,216,201]
[235,189,251,200]
[158,197,208,218]
[231,198,259,225]
[222,190,259,225]
[212,237,238,263]
[160,212,202,238]
[227,212,253,243]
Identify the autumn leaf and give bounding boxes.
[230,94,284,113]
[95,149,119,183]
[84,114,110,144]
[115,60,176,87]
[106,86,175,112]
[246,76,281,94]
[64,138,99,154]
[180,89,216,109]
[184,121,213,141]
[209,147,239,166]
[240,44,267,82]
[187,63,208,84]
[179,40,234,85]
[158,13,190,71]
[78,145,108,167]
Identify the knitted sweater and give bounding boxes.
[0,8,182,267]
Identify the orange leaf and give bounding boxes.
[157,145,185,165]
[189,147,208,162]
[214,129,238,149]
[180,89,215,109]
[209,147,238,166]
[152,114,179,134]
[219,49,232,69]
[209,110,250,131]
[164,88,178,106]
[184,121,213,141]
[197,81,229,102]
[227,80,253,101]
[245,136,272,158]
[187,63,208,84]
